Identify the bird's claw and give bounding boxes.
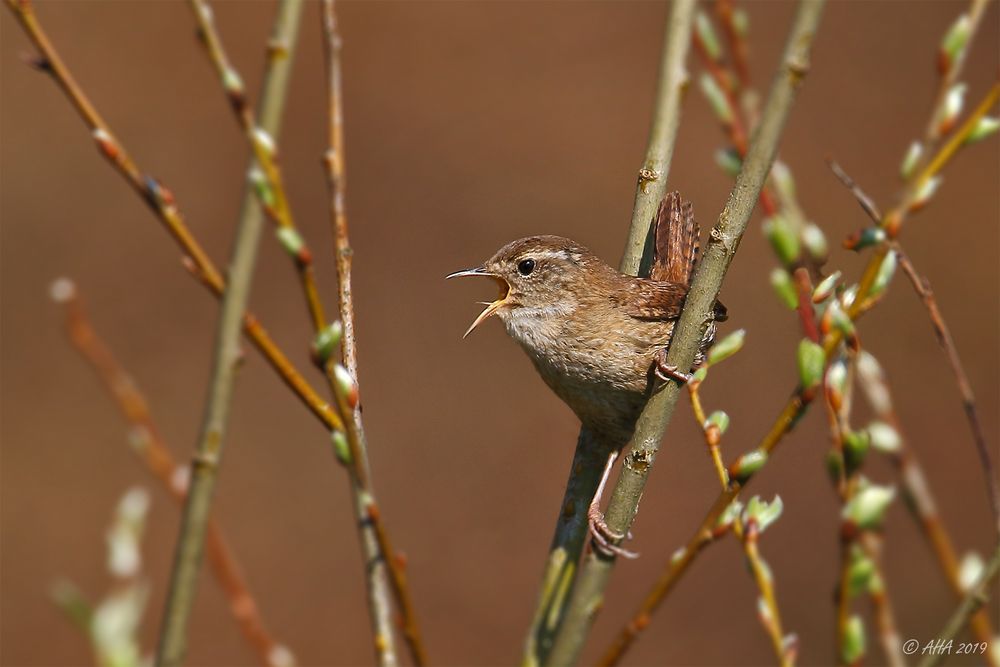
[588,501,639,559]
[654,349,692,384]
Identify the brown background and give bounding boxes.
[2,1,998,665]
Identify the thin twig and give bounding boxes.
[687,380,729,489]
[860,534,905,667]
[742,520,791,666]
[895,246,999,534]
[157,2,305,663]
[691,16,780,217]
[822,348,861,666]
[830,157,999,534]
[189,0,327,334]
[320,3,425,664]
[4,0,344,435]
[714,0,750,90]
[547,3,826,663]
[53,281,292,667]
[522,2,698,664]
[919,541,1000,667]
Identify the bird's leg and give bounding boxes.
[588,450,639,559]
[653,348,692,384]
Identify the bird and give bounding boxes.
[448,192,726,556]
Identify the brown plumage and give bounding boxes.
[449,192,726,447]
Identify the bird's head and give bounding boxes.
[447,235,593,338]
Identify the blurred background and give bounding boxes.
[2,1,998,665]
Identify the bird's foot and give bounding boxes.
[654,349,692,384]
[587,451,639,559]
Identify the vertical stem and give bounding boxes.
[547,2,826,663]
[619,0,698,279]
[522,3,697,664]
[156,2,304,664]
[321,4,425,664]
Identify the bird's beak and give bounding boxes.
[446,267,510,338]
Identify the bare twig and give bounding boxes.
[547,3,826,663]
[523,2,698,663]
[158,2,305,663]
[53,281,293,667]
[320,2,426,664]
[895,246,999,534]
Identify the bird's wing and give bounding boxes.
[613,278,688,321]
[650,191,699,285]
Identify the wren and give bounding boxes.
[448,192,726,555]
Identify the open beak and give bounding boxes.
[446,267,511,338]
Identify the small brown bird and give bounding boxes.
[448,193,726,556]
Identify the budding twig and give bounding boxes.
[685,361,793,666]
[54,281,293,667]
[188,0,327,334]
[319,2,426,664]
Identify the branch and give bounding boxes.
[320,2,426,664]
[547,2,826,663]
[523,1,698,663]
[52,281,293,667]
[158,2,305,663]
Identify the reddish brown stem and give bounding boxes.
[58,285,288,666]
[792,267,819,342]
[894,245,1000,534]
[715,0,750,89]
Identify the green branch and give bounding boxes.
[156,2,305,664]
[521,2,697,663]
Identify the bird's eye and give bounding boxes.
[517,258,535,276]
